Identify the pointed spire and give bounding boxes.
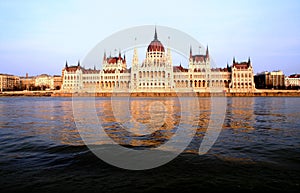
[206,45,209,58]
[190,45,192,59]
[94,65,96,70]
[227,62,229,69]
[167,47,172,63]
[118,49,121,59]
[233,57,236,64]
[103,50,107,61]
[65,60,68,68]
[248,57,251,64]
[77,60,80,67]
[132,47,138,66]
[123,53,126,61]
[154,26,158,40]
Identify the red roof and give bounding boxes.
[83,69,100,74]
[289,74,300,78]
[147,39,165,52]
[211,68,228,72]
[65,66,80,72]
[106,56,126,64]
[103,69,116,73]
[233,62,250,69]
[173,65,188,72]
[191,55,207,62]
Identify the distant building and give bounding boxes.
[0,74,20,92]
[20,73,36,90]
[285,74,300,89]
[61,28,256,93]
[53,75,62,90]
[20,73,62,90]
[35,74,53,90]
[254,70,285,89]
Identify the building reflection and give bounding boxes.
[225,97,255,131]
[97,98,181,147]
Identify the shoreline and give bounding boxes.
[1,90,300,97]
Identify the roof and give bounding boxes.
[82,69,100,74]
[211,68,229,72]
[173,65,188,72]
[288,74,300,78]
[103,69,115,73]
[37,74,51,77]
[106,56,126,64]
[147,39,165,52]
[147,28,165,52]
[232,58,251,69]
[190,46,209,63]
[191,55,208,62]
[65,65,81,72]
[0,73,17,76]
[232,61,251,69]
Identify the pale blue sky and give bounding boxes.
[0,0,299,76]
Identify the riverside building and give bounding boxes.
[61,29,256,93]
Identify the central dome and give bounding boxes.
[147,28,165,52]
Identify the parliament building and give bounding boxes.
[61,29,255,93]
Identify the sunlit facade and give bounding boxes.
[285,74,300,88]
[0,73,20,92]
[61,29,256,93]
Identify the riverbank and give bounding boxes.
[0,91,53,97]
[1,90,300,97]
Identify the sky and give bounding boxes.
[0,0,300,76]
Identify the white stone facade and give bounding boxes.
[229,58,256,92]
[61,29,256,93]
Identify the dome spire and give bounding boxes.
[154,26,158,40]
[147,26,165,53]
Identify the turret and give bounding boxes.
[132,47,139,67]
[248,57,251,66]
[118,50,121,60]
[206,45,209,59]
[103,51,107,62]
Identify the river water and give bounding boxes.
[0,97,299,192]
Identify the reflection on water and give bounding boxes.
[111,99,179,135]
[0,97,299,157]
[0,97,299,192]
[225,97,255,131]
[99,98,181,147]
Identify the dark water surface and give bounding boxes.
[0,97,299,192]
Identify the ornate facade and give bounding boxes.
[61,29,256,93]
[230,58,256,92]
